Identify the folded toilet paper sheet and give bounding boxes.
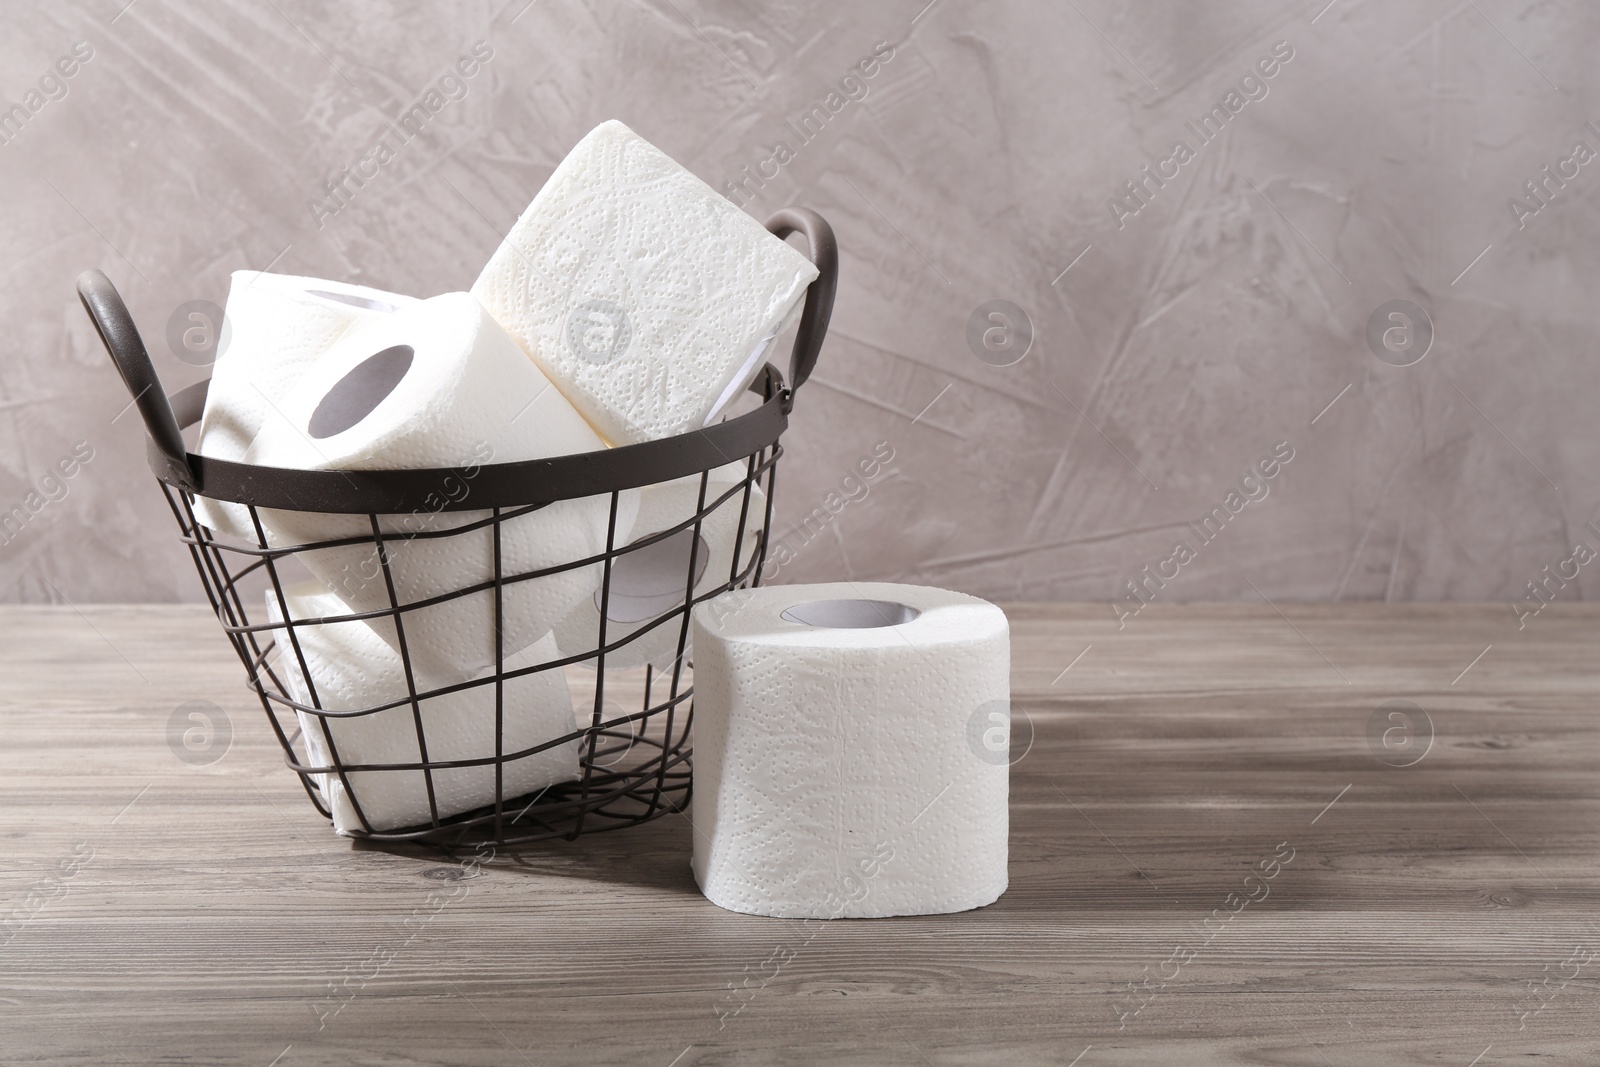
[691,582,1010,919]
[267,583,580,835]
[193,272,417,539]
[246,291,638,680]
[471,119,819,445]
[552,460,766,672]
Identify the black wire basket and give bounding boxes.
[77,208,837,849]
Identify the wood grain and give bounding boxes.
[0,603,1595,1065]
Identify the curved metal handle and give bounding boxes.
[76,269,196,489]
[764,208,837,409]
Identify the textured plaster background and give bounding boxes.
[1,0,1596,608]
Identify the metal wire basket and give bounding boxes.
[77,208,837,848]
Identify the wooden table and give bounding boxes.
[2,603,1595,1065]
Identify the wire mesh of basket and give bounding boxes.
[77,208,837,848]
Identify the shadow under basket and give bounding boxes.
[77,208,837,849]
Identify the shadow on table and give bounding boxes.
[349,808,706,896]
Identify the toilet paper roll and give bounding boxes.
[470,119,820,445]
[691,582,1010,919]
[246,291,638,680]
[551,461,766,671]
[267,583,580,834]
[193,271,417,539]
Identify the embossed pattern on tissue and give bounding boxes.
[471,121,819,443]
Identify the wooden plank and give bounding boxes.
[0,604,1595,1065]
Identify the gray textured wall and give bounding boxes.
[2,0,1597,608]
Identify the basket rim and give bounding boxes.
[155,364,788,513]
[82,206,836,518]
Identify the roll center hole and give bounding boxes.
[597,528,710,624]
[306,289,404,314]
[780,599,921,628]
[308,344,414,439]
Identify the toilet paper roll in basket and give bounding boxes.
[267,583,580,834]
[246,291,639,681]
[192,271,417,539]
[471,119,820,445]
[551,460,766,671]
[691,582,1010,919]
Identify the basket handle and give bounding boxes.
[76,269,197,490]
[764,208,837,411]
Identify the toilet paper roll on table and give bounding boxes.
[193,272,417,539]
[691,582,1010,919]
[247,291,638,681]
[552,460,766,672]
[471,119,820,445]
[267,583,580,834]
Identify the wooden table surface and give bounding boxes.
[1,603,1595,1066]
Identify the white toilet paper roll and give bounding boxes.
[193,271,417,539]
[470,119,820,445]
[267,583,580,835]
[551,461,766,671]
[691,582,1010,919]
[246,292,637,681]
